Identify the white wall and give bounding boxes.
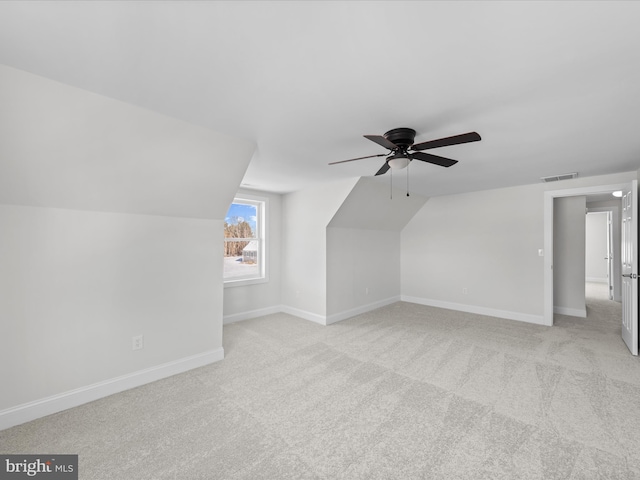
[401,185,545,322]
[0,205,222,411]
[223,189,283,323]
[0,66,254,428]
[225,178,427,324]
[553,196,586,316]
[585,212,609,283]
[326,228,400,319]
[281,178,358,320]
[401,171,637,325]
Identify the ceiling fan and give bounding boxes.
[329,128,481,176]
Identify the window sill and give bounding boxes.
[224,276,269,288]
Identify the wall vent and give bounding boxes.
[540,172,578,183]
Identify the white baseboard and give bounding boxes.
[226,297,401,327]
[401,296,548,326]
[235,297,543,327]
[280,305,327,325]
[0,348,224,432]
[326,296,401,325]
[224,306,282,324]
[586,277,608,284]
[554,306,587,318]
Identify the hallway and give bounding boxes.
[585,281,622,329]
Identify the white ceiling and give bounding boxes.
[0,1,639,198]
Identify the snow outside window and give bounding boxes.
[224,196,267,286]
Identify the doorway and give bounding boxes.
[543,181,638,355]
[586,199,621,303]
[585,211,611,299]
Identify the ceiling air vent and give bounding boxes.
[540,172,578,183]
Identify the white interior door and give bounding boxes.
[621,180,638,355]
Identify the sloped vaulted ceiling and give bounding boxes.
[328,177,429,231]
[0,2,639,197]
[0,65,255,219]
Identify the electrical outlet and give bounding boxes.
[365,287,369,295]
[132,335,144,351]
[462,287,468,295]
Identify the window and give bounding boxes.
[223,195,266,285]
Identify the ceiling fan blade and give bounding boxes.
[411,132,481,151]
[364,134,398,151]
[374,162,390,176]
[411,151,458,168]
[328,153,388,165]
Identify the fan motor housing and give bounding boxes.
[383,128,416,148]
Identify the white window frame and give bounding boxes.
[223,194,268,287]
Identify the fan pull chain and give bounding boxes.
[390,168,393,199]
[406,161,410,197]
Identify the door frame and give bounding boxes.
[543,182,631,326]
[606,210,614,300]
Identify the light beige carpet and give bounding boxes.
[2,287,639,479]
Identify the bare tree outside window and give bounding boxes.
[224,199,264,282]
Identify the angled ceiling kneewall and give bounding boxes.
[325,176,429,320]
[0,65,255,218]
[0,65,256,423]
[280,177,360,320]
[328,176,429,231]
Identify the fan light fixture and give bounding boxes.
[387,153,410,170]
